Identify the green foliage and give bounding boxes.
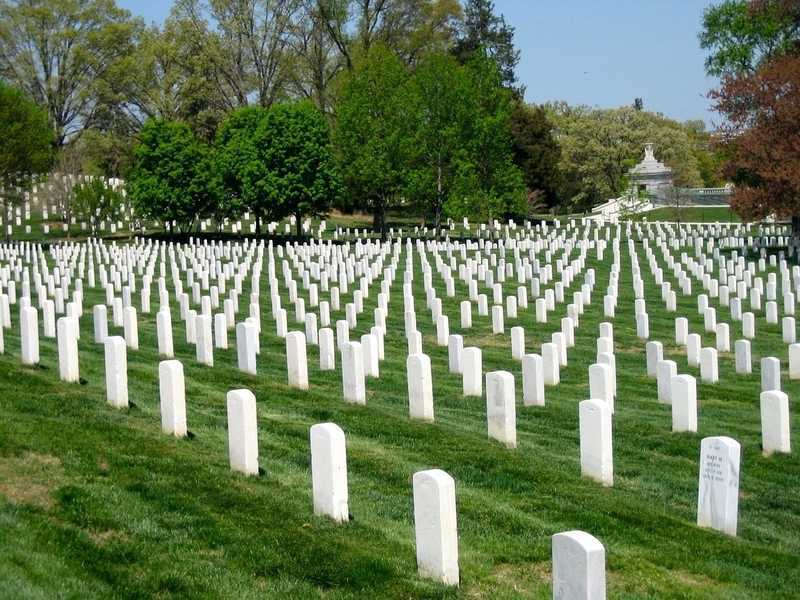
[214,106,272,232]
[405,50,472,234]
[0,80,55,192]
[445,50,525,225]
[698,0,797,76]
[71,177,124,237]
[0,0,143,147]
[546,104,703,213]
[127,119,217,235]
[255,100,342,234]
[509,103,561,209]
[452,0,520,92]
[0,80,55,239]
[334,46,411,239]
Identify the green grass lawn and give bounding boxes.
[0,220,798,599]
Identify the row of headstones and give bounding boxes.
[646,340,792,454]
[227,389,608,598]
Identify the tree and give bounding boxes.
[169,0,301,112]
[405,50,472,237]
[334,46,409,239]
[313,0,461,72]
[546,104,702,213]
[255,100,341,235]
[72,177,124,237]
[0,0,142,147]
[214,106,271,235]
[452,0,520,92]
[0,81,55,240]
[509,103,561,209]
[698,0,797,76]
[701,0,800,234]
[445,50,525,226]
[712,53,800,232]
[127,119,217,238]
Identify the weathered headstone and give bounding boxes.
[671,374,697,433]
[579,399,613,486]
[697,436,740,536]
[341,341,366,404]
[645,341,663,377]
[407,353,434,421]
[462,347,482,396]
[657,360,677,404]
[310,422,349,522]
[542,342,560,385]
[227,389,259,476]
[760,390,791,453]
[448,334,463,373]
[104,335,128,408]
[157,308,174,358]
[413,469,459,586]
[700,347,719,383]
[485,370,516,448]
[236,321,257,374]
[552,530,606,600]
[56,316,79,382]
[761,356,781,392]
[522,353,545,407]
[159,360,187,437]
[735,339,751,374]
[286,331,309,390]
[93,304,108,344]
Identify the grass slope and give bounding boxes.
[0,223,798,599]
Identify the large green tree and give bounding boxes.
[445,50,525,226]
[255,100,341,235]
[334,46,409,239]
[127,119,217,237]
[0,0,142,147]
[214,106,271,235]
[405,50,471,236]
[698,0,797,75]
[0,81,55,239]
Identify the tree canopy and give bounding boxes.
[546,104,702,212]
[126,118,216,236]
[0,80,55,191]
[254,100,341,235]
[0,0,142,147]
[703,0,800,232]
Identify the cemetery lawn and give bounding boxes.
[0,226,799,599]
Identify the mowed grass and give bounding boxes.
[0,222,798,599]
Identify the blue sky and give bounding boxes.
[117,0,720,127]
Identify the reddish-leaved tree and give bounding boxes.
[711,51,800,233]
[706,0,800,234]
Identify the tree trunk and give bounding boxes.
[793,215,800,239]
[296,212,303,238]
[255,212,262,239]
